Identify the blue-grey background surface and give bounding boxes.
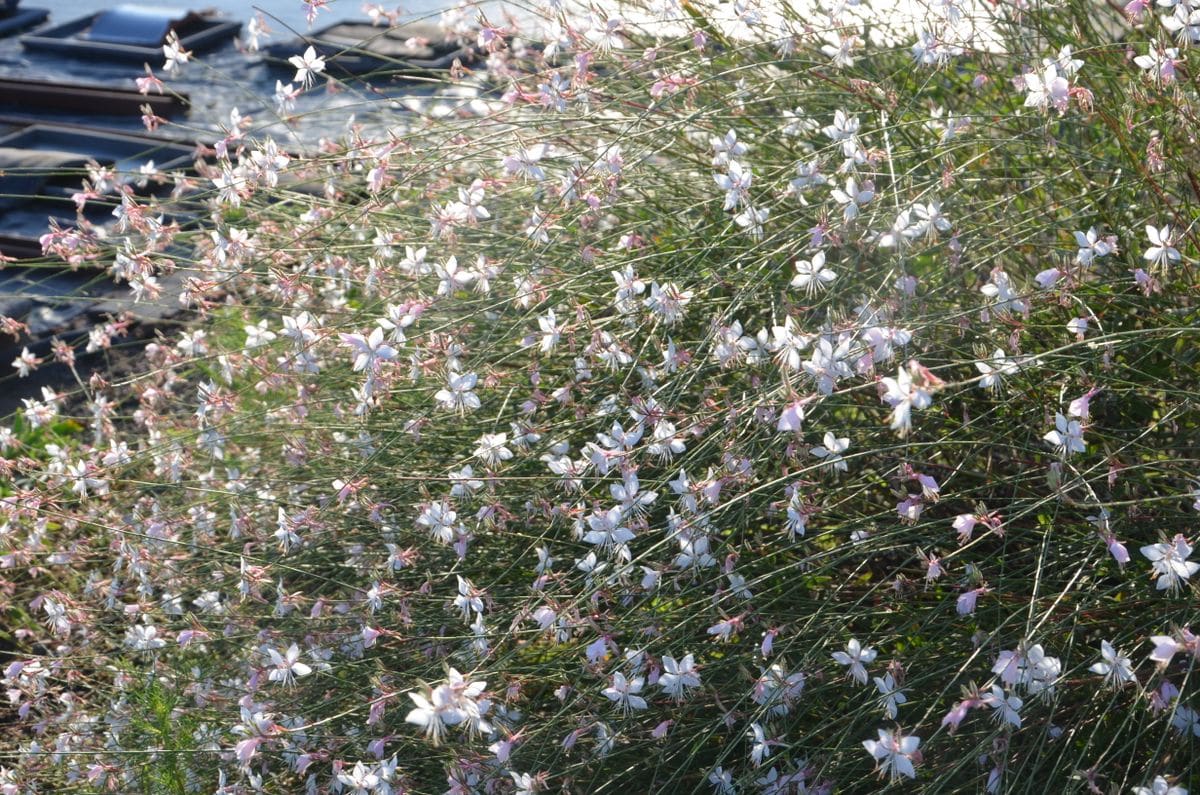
[0,1,501,141]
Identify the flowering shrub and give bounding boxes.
[2,0,1200,792]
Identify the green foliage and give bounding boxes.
[125,675,197,795]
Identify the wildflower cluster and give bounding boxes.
[0,0,1197,792]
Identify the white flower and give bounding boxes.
[711,129,748,168]
[1048,44,1084,77]
[280,311,318,346]
[473,433,513,468]
[648,420,686,460]
[511,771,539,795]
[435,371,481,412]
[992,642,1061,697]
[784,494,809,541]
[714,159,752,211]
[707,617,740,642]
[435,255,477,295]
[1073,227,1116,266]
[274,80,300,113]
[734,205,769,239]
[753,663,806,716]
[880,361,934,437]
[877,208,918,250]
[611,265,645,311]
[1171,705,1200,737]
[787,158,827,200]
[873,673,907,719]
[913,200,952,239]
[587,14,624,51]
[1132,774,1188,795]
[582,506,635,549]
[1140,535,1200,592]
[339,327,397,373]
[1133,47,1180,85]
[1089,640,1137,688]
[982,684,1022,727]
[267,643,312,687]
[602,672,647,712]
[288,45,326,89]
[1148,633,1186,665]
[929,105,969,143]
[43,599,70,636]
[611,470,656,515]
[912,29,962,67]
[536,309,562,353]
[769,316,811,372]
[502,144,550,181]
[822,109,860,142]
[177,329,208,356]
[747,722,773,766]
[404,689,449,746]
[803,336,853,396]
[976,349,1019,392]
[416,500,460,545]
[862,728,920,782]
[244,320,277,350]
[810,432,849,472]
[791,251,836,294]
[831,177,874,222]
[832,638,877,685]
[125,623,166,651]
[776,401,805,434]
[405,668,490,746]
[161,32,191,75]
[980,268,1028,317]
[708,766,735,794]
[453,575,483,620]
[1030,651,1062,697]
[659,654,701,700]
[11,347,38,377]
[644,282,693,325]
[1043,412,1085,457]
[1144,225,1181,272]
[337,761,380,794]
[1023,63,1069,113]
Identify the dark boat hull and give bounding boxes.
[0,77,188,118]
[0,6,47,38]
